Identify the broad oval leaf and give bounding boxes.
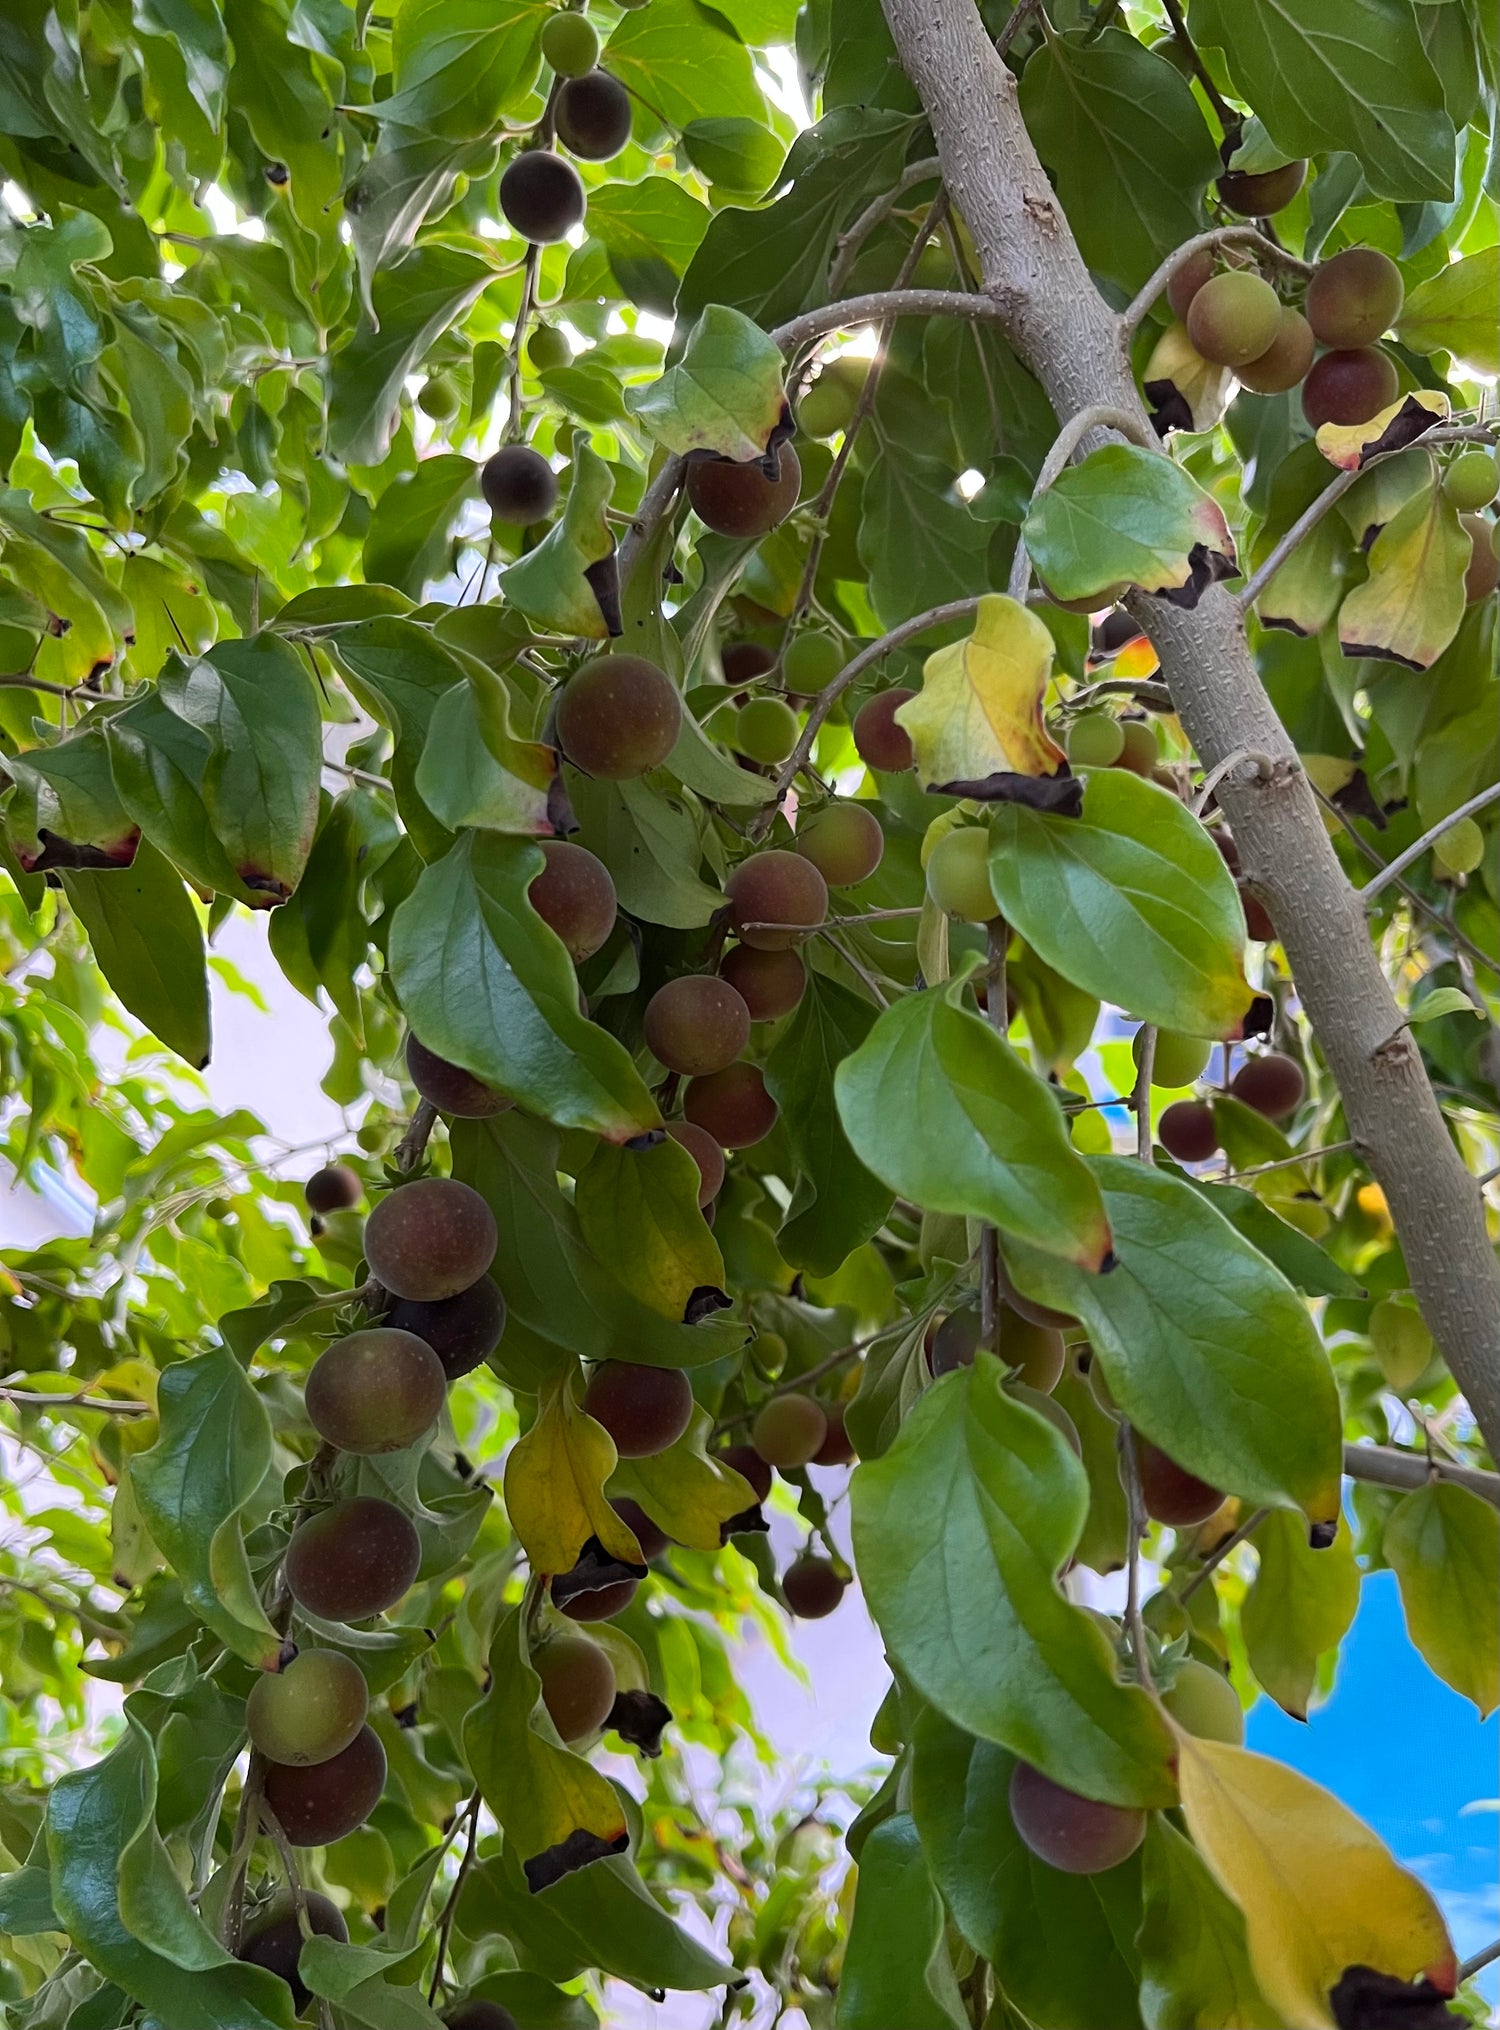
[1137,1816,1280,2030]
[63,843,210,1068]
[1023,444,1237,608]
[893,592,1065,789]
[1241,1508,1360,1719]
[1383,1481,1499,1716]
[573,1135,724,1321]
[1396,246,1499,376]
[1337,482,1470,671]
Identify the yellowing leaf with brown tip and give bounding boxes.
[894,594,1064,790]
[503,1371,642,1576]
[1176,1735,1456,2030]
[1315,391,1450,472]
[1337,482,1469,670]
[1142,319,1235,435]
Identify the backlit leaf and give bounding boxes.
[499,444,617,641]
[1137,1817,1280,2030]
[1337,482,1470,671]
[63,843,210,1068]
[1384,1482,1499,1715]
[1396,245,1499,376]
[836,1814,968,2030]
[504,1373,643,1577]
[573,1136,724,1320]
[1241,1508,1360,1719]
[1023,444,1238,608]
[893,593,1065,788]
[609,1407,757,1552]
[626,306,786,463]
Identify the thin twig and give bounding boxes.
[1118,1425,1156,1691]
[261,1801,337,2030]
[427,1786,483,2004]
[769,287,1011,359]
[392,1098,439,1175]
[0,672,82,698]
[505,242,542,444]
[1227,1141,1356,1180]
[828,158,944,297]
[1159,0,1237,132]
[1179,1506,1269,1603]
[995,0,1042,57]
[1121,226,1318,339]
[1359,783,1500,906]
[1312,785,1499,979]
[0,1383,152,1415]
[713,1336,878,1435]
[1458,1938,1500,1983]
[220,1755,267,1955]
[1132,1029,1157,1164]
[1192,747,1273,816]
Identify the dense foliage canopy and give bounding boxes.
[0,0,1497,2024]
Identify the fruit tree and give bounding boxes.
[0,0,1498,2024]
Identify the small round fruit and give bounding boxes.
[1235,307,1316,395]
[1306,248,1404,349]
[364,1177,497,1302]
[928,1307,979,1376]
[1443,449,1499,513]
[386,1275,506,1381]
[999,1306,1065,1393]
[498,149,586,242]
[726,849,828,951]
[405,1034,510,1119]
[782,1555,846,1618]
[722,640,776,686]
[442,2003,520,2030]
[611,1494,671,1562]
[1067,714,1125,768]
[798,358,866,438]
[526,322,571,372]
[304,1328,447,1456]
[246,1649,368,1769]
[666,1120,726,1206]
[796,803,884,887]
[1114,719,1160,776]
[720,944,806,1021]
[557,1576,638,1622]
[1008,1760,1146,1875]
[305,1164,362,1215]
[529,838,618,961]
[783,631,845,694]
[1135,1027,1212,1089]
[720,1442,773,1503]
[1158,1099,1220,1164]
[644,975,751,1078]
[1166,246,1216,320]
[417,374,460,421]
[1137,1437,1224,1527]
[540,10,599,75]
[1164,1658,1244,1744]
[263,1724,387,1846]
[926,828,997,922]
[584,1361,694,1459]
[751,1391,827,1468]
[1369,1294,1434,1391]
[555,69,633,161]
[284,1497,423,1622]
[536,1634,617,1741]
[735,695,800,764]
[812,1404,856,1467]
[1230,1052,1305,1121]
[687,443,801,539]
[1301,347,1399,430]
[480,444,558,523]
[751,1331,787,1379]
[1432,815,1485,877]
[1461,515,1500,603]
[1217,158,1306,218]
[555,652,681,780]
[238,1893,348,2010]
[852,687,916,772]
[1186,271,1282,368]
[683,1061,778,1148]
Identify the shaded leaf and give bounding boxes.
[1137,1816,1281,2030]
[573,1136,724,1320]
[499,444,616,641]
[362,455,478,598]
[4,724,139,874]
[1315,392,1450,473]
[413,671,558,838]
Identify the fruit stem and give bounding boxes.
[1310,784,1500,982]
[219,1754,268,1955]
[392,1098,439,1176]
[1357,781,1500,908]
[261,1800,337,2030]
[1158,0,1238,135]
[1178,1505,1268,1604]
[426,1785,483,2004]
[1118,1425,1156,1692]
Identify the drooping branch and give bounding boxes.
[1358,782,1500,907]
[879,0,1500,1457]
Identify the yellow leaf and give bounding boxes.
[894,594,1064,790]
[1315,391,1450,472]
[1337,483,1469,671]
[504,1373,642,1576]
[1176,1735,1456,2030]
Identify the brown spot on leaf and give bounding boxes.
[1144,379,1193,438]
[23,826,140,874]
[550,1536,648,1611]
[583,549,623,638]
[1355,399,1445,467]
[1154,542,1241,612]
[930,769,1084,815]
[523,1822,629,1894]
[1329,1966,1463,2028]
[684,1284,732,1324]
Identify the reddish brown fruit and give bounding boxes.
[405,1035,510,1119]
[1166,246,1216,320]
[1230,1052,1305,1121]
[557,1575,638,1622]
[363,1177,497,1302]
[782,1555,846,1618]
[665,1119,727,1205]
[812,1403,856,1466]
[263,1724,387,1846]
[1305,248,1404,349]
[1158,1100,1221,1164]
[1301,347,1399,430]
[238,1893,348,2010]
[305,1164,362,1215]
[555,654,682,781]
[528,838,617,961]
[583,1361,694,1458]
[719,944,807,1021]
[726,850,828,951]
[683,1062,779,1148]
[284,1497,422,1622]
[1137,1437,1225,1527]
[1236,308,1315,395]
[1462,515,1500,603]
[851,687,915,772]
[1216,159,1306,218]
[535,1634,616,1741]
[611,1495,671,1561]
[721,641,776,686]
[644,975,751,1077]
[1239,883,1276,943]
[386,1275,506,1380]
[721,1442,773,1503]
[687,443,801,539]
[304,1328,447,1455]
[1008,1760,1146,1875]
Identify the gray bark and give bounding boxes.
[880,0,1500,1456]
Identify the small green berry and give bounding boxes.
[541,11,600,77]
[417,374,460,421]
[1442,449,1499,513]
[736,696,800,765]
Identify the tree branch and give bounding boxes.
[769,287,1012,359]
[828,158,944,297]
[1342,1442,1500,1508]
[1158,0,1238,134]
[1121,225,1317,340]
[879,0,1500,1459]
[1358,782,1500,907]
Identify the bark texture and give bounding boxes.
[881,0,1500,1455]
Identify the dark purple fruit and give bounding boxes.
[238,1893,348,2010]
[720,1443,773,1502]
[363,1177,497,1302]
[480,445,557,523]
[1137,1436,1224,1527]
[687,444,801,540]
[1158,1100,1221,1164]
[386,1275,506,1380]
[555,69,633,161]
[1216,159,1306,217]
[812,1404,856,1466]
[1230,1051,1304,1120]
[442,2003,520,2030]
[583,1361,694,1458]
[1301,348,1398,430]
[498,150,585,243]
[405,1034,511,1119]
[305,1165,362,1215]
[782,1555,846,1618]
[262,1724,387,1846]
[612,1494,671,1561]
[284,1497,422,1621]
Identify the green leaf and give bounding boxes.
[47,1717,296,2028]
[389,830,660,1141]
[1396,246,1499,375]
[107,688,270,906]
[588,178,710,317]
[604,0,768,132]
[680,116,786,194]
[910,1709,1145,2030]
[574,1136,724,1320]
[664,703,776,804]
[1384,1482,1499,1715]
[128,1347,283,1668]
[1338,482,1469,671]
[267,788,402,1038]
[566,773,725,926]
[464,1607,630,1889]
[1136,1817,1281,2030]
[1002,1158,1344,1530]
[451,1113,745,1376]
[1407,985,1484,1025]
[1018,29,1218,294]
[3,724,140,875]
[1023,444,1237,608]
[0,1863,59,1936]
[326,243,494,466]
[63,842,210,1068]
[1241,1508,1361,1719]
[851,1356,1178,1807]
[857,444,991,628]
[609,1407,757,1552]
[834,980,1113,1268]
[413,671,558,838]
[987,769,1253,1037]
[836,1813,968,2030]
[844,1316,930,1463]
[1192,1181,1363,1300]
[362,455,478,598]
[626,306,786,463]
[326,617,469,861]
[498,443,616,640]
[1191,0,1454,202]
[1054,1362,1129,1575]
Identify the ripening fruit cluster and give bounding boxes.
[497,5,634,249]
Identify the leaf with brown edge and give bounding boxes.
[1176,1735,1456,2030]
[1337,484,1469,671]
[1023,444,1238,608]
[465,1606,630,1895]
[893,594,1065,791]
[504,1373,644,1577]
[4,725,140,875]
[1144,320,1236,436]
[1314,392,1450,472]
[499,443,617,641]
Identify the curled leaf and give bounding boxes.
[625,304,787,462]
[504,1373,644,1578]
[499,444,617,641]
[1315,392,1450,472]
[1024,444,1238,607]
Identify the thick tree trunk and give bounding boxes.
[880,0,1500,1456]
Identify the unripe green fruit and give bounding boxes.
[1067,714,1124,768]
[751,1391,827,1468]
[526,322,571,372]
[535,1633,616,1743]
[750,1330,787,1379]
[1135,1028,1212,1089]
[417,374,460,421]
[246,1648,369,1767]
[736,696,800,764]
[1432,816,1485,877]
[1442,450,1498,512]
[1186,271,1282,368]
[796,802,884,887]
[798,359,866,438]
[1114,719,1160,776]
[541,11,599,76]
[998,1306,1065,1393]
[1164,1658,1244,1744]
[783,631,845,695]
[925,827,998,922]
[1370,1294,1434,1391]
